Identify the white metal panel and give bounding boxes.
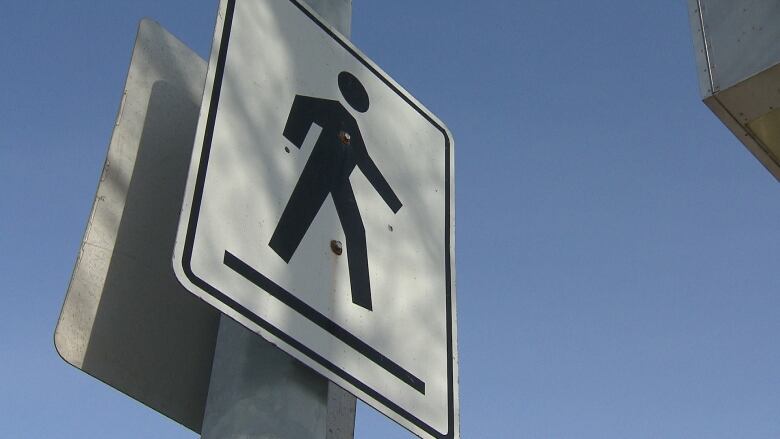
[691,0,780,93]
[54,19,220,432]
[687,0,714,97]
[173,0,458,437]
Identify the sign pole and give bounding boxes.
[200,1,356,438]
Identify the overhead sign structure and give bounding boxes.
[172,0,458,438]
[688,0,780,180]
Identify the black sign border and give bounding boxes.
[180,1,455,437]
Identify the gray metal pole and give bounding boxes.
[200,1,356,438]
[305,0,352,37]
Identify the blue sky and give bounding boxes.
[2,0,780,438]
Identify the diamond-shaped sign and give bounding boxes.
[173,1,458,437]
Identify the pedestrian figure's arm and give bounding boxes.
[354,133,402,213]
[283,95,321,149]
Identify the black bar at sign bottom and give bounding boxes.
[222,250,426,394]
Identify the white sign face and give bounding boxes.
[173,1,457,437]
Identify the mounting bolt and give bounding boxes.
[338,131,351,145]
[330,240,343,255]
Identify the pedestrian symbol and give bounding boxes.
[269,71,402,311]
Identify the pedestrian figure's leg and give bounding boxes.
[332,183,372,311]
[269,167,331,262]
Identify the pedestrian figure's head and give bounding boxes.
[338,71,369,113]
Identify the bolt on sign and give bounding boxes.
[172,1,459,438]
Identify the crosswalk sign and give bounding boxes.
[173,1,458,437]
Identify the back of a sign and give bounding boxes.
[54,19,220,433]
